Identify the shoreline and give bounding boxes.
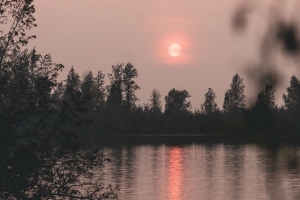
[77,133,300,137]
[77,134,300,146]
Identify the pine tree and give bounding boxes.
[122,63,140,110]
[256,83,275,110]
[283,75,300,113]
[201,88,219,114]
[81,71,94,111]
[149,89,162,113]
[223,74,246,115]
[93,70,106,109]
[106,64,123,108]
[63,66,81,100]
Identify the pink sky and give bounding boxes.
[29,0,300,109]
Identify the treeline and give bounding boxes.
[55,64,300,135]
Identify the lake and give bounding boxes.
[80,135,300,200]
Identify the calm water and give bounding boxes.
[81,135,300,200]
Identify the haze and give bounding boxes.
[30,0,300,108]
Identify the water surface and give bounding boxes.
[81,135,300,200]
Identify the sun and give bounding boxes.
[168,43,181,57]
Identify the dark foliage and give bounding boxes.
[57,69,300,136]
[0,1,118,199]
[201,88,219,115]
[223,74,246,116]
[248,84,276,133]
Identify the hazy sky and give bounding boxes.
[29,0,300,109]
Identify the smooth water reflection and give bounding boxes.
[94,142,300,200]
[169,147,182,200]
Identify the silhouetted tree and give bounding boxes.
[62,67,86,128]
[78,70,96,133]
[52,80,64,99]
[201,88,219,114]
[63,66,81,100]
[140,89,164,132]
[195,88,221,133]
[164,89,193,132]
[105,63,140,132]
[106,63,140,110]
[93,70,106,109]
[87,70,107,133]
[52,80,64,110]
[122,63,140,110]
[106,64,123,108]
[1,49,118,199]
[256,84,275,110]
[0,1,118,199]
[281,75,300,133]
[149,89,162,113]
[249,84,276,133]
[223,74,246,115]
[283,75,300,114]
[165,88,191,115]
[0,0,36,66]
[81,70,94,109]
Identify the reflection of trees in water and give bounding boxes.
[280,145,300,199]
[256,144,286,200]
[284,146,300,173]
[123,146,136,189]
[88,142,300,200]
[203,144,218,198]
[101,146,137,199]
[151,145,164,198]
[224,145,245,200]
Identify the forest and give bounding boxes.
[57,63,300,135]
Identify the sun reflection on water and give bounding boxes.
[168,147,183,200]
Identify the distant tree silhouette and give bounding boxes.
[106,63,140,110]
[223,74,246,115]
[104,63,140,132]
[256,84,275,110]
[122,63,140,110]
[89,70,107,133]
[93,70,106,109]
[79,70,97,133]
[149,89,162,113]
[281,75,300,133]
[141,89,164,132]
[81,71,94,108]
[165,88,191,115]
[164,89,193,132]
[62,67,87,128]
[249,84,276,133]
[196,88,221,133]
[52,81,64,103]
[201,88,219,114]
[63,66,81,100]
[283,75,300,114]
[106,64,123,108]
